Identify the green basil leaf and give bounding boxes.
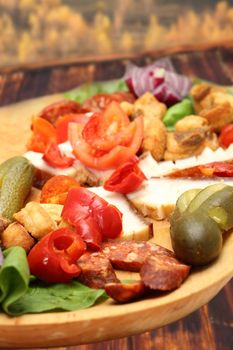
[64,79,128,103]
[8,281,107,315]
[0,247,30,313]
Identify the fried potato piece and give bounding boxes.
[164,113,219,161]
[40,203,63,223]
[175,115,208,132]
[191,84,233,131]
[142,117,167,161]
[133,92,167,120]
[129,93,167,161]
[199,101,233,132]
[1,222,35,252]
[14,202,57,240]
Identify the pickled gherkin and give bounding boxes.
[0,157,34,221]
[170,184,233,266]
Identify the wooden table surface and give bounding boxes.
[0,45,232,350]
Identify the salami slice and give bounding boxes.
[77,251,119,289]
[101,240,174,272]
[140,255,190,291]
[105,281,146,303]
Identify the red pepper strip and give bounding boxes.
[42,142,74,168]
[27,228,86,283]
[62,188,122,249]
[103,157,147,194]
[199,162,233,177]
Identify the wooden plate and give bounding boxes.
[0,96,232,348]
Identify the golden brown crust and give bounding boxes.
[1,222,35,252]
[14,202,57,240]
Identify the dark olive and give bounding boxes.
[170,211,222,266]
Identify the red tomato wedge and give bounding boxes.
[219,124,233,148]
[27,117,57,153]
[43,142,74,168]
[55,113,90,144]
[28,228,86,283]
[82,102,130,151]
[69,114,144,170]
[104,157,147,194]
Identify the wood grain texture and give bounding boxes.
[0,46,233,350]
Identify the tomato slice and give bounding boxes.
[55,113,90,143]
[82,102,130,151]
[219,124,233,148]
[27,117,57,152]
[69,115,143,170]
[83,92,135,112]
[43,143,74,168]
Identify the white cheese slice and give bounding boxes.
[89,187,151,241]
[127,177,233,220]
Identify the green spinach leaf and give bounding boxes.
[0,247,30,313]
[8,281,107,315]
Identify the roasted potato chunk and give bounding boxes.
[1,222,35,252]
[133,92,167,120]
[14,202,57,240]
[175,115,208,132]
[40,203,63,223]
[199,101,233,132]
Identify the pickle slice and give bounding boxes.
[176,188,202,214]
[187,183,226,213]
[198,186,233,231]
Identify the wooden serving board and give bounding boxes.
[0,96,232,348]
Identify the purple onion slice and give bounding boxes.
[124,58,192,105]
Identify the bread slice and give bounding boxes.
[127,178,233,220]
[89,187,152,241]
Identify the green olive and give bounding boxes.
[170,211,222,266]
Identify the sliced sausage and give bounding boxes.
[101,240,174,272]
[140,255,191,291]
[105,281,146,303]
[77,251,119,289]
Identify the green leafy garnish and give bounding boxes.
[0,247,30,314]
[8,281,107,315]
[0,247,107,316]
[64,79,128,104]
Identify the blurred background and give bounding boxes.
[1,0,233,67]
